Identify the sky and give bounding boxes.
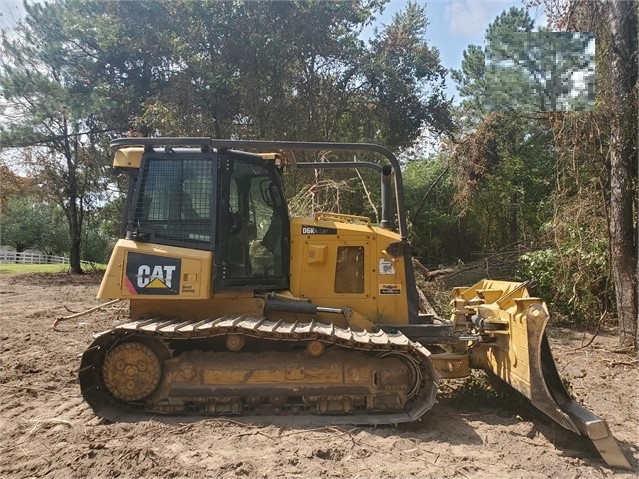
[0,0,549,104]
[0,0,25,26]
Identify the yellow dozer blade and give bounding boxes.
[452,280,631,469]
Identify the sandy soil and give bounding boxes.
[0,273,637,479]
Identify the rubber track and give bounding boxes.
[79,315,440,424]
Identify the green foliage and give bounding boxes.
[446,112,554,255]
[363,2,453,144]
[519,220,613,325]
[456,371,504,403]
[450,44,485,118]
[1,196,69,254]
[546,0,639,346]
[518,249,558,295]
[403,155,474,263]
[81,211,114,264]
[125,0,453,147]
[444,370,523,411]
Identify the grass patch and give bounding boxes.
[0,263,106,274]
[0,263,71,274]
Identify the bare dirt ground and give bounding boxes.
[1,273,637,479]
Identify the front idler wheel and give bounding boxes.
[102,341,162,401]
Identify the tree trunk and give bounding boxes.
[607,0,638,348]
[62,117,83,275]
[68,202,83,274]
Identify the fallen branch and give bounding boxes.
[607,359,639,367]
[412,258,456,281]
[52,299,122,330]
[233,425,347,439]
[26,418,73,426]
[416,286,438,317]
[353,159,379,224]
[234,429,277,440]
[574,310,605,350]
[612,346,637,354]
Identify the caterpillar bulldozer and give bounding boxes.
[79,138,630,468]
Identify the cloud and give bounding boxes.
[445,0,490,37]
[445,0,514,39]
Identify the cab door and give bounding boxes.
[214,153,289,291]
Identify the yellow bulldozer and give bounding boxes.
[79,138,629,468]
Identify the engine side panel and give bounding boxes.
[97,239,212,300]
[288,217,410,325]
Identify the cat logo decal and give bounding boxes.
[125,253,181,295]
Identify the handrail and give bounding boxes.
[314,212,372,225]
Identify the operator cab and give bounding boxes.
[124,146,289,292]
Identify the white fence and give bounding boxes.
[0,251,69,264]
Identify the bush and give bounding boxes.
[519,235,613,325]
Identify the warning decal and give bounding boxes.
[378,258,396,275]
[379,283,401,295]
